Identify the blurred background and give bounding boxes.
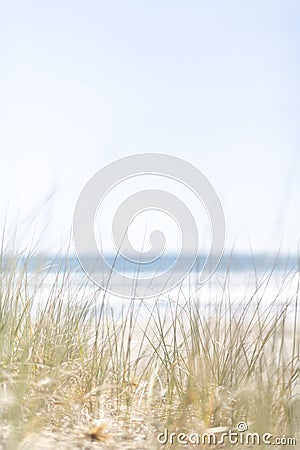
[0,0,299,255]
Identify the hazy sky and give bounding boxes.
[0,0,299,254]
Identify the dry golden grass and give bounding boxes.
[0,247,299,449]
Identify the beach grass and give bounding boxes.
[0,247,299,449]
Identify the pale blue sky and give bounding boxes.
[0,0,299,253]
